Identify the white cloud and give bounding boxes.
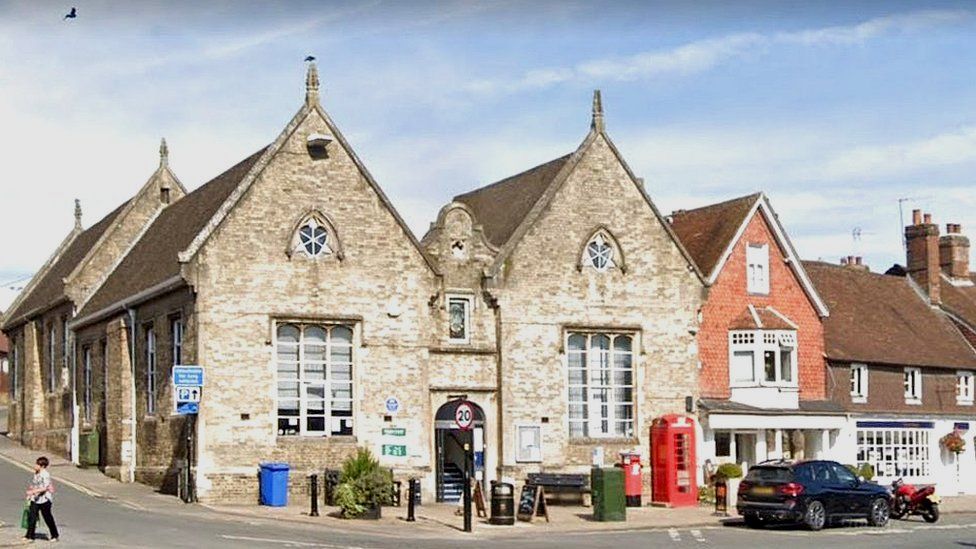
[466,9,972,95]
[822,126,976,180]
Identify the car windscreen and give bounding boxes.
[744,466,793,483]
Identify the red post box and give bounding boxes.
[650,414,698,508]
[618,452,642,507]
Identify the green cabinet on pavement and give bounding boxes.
[591,466,626,521]
[79,430,99,467]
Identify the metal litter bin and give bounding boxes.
[489,481,515,525]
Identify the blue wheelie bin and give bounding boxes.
[260,462,290,506]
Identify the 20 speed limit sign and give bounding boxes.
[455,401,474,430]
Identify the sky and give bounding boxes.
[2,0,976,309]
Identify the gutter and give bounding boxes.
[69,275,184,330]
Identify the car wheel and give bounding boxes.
[923,503,940,523]
[867,497,890,527]
[804,500,826,531]
[744,513,764,529]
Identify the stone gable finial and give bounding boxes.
[305,61,320,106]
[159,137,169,167]
[74,198,82,230]
[591,89,605,132]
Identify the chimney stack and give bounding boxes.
[905,211,941,304]
[840,256,869,272]
[940,222,970,280]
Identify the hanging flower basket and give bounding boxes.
[940,431,966,454]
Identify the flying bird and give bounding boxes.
[304,55,316,62]
[64,7,77,20]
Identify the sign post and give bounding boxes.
[173,366,203,503]
[455,401,475,532]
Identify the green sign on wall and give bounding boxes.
[382,428,406,437]
[382,444,407,457]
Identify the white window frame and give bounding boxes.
[583,232,617,272]
[275,322,355,438]
[957,370,974,405]
[904,367,922,404]
[10,340,18,400]
[446,295,472,344]
[567,331,635,439]
[83,346,92,423]
[857,428,930,480]
[850,363,868,403]
[146,326,157,415]
[171,317,184,367]
[728,330,797,388]
[746,243,770,295]
[515,423,543,463]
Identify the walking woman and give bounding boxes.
[24,456,60,542]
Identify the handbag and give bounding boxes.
[20,501,29,530]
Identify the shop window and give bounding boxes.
[904,367,922,404]
[276,322,354,437]
[567,331,634,439]
[515,424,543,463]
[857,428,930,479]
[746,243,769,294]
[729,330,796,387]
[446,295,472,343]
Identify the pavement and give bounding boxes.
[1,434,976,547]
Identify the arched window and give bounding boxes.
[289,212,343,260]
[579,228,623,273]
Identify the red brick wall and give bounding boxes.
[698,211,826,400]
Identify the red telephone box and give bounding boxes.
[650,414,698,508]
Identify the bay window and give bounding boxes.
[567,332,635,439]
[276,323,354,437]
[729,330,796,386]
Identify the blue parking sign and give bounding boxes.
[173,366,204,386]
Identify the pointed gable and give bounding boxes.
[669,193,760,278]
[454,154,572,249]
[76,148,266,320]
[2,201,129,329]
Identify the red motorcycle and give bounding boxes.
[890,478,940,522]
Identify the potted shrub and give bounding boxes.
[335,448,394,519]
[941,431,966,455]
[715,463,744,510]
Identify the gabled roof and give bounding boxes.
[669,193,759,278]
[454,154,572,249]
[940,274,976,330]
[451,91,703,282]
[2,201,129,329]
[803,260,976,370]
[76,148,266,321]
[670,193,830,317]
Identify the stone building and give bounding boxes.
[669,194,845,480]
[3,68,705,504]
[0,330,9,407]
[1,148,184,459]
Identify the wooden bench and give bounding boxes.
[526,473,591,506]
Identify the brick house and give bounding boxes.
[805,210,976,493]
[669,193,845,478]
[1,150,185,459]
[3,70,705,504]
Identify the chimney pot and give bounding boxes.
[923,213,932,224]
[912,209,922,225]
[840,257,848,265]
[855,256,862,265]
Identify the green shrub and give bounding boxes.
[715,463,743,480]
[335,448,393,518]
[698,484,716,504]
[844,463,875,481]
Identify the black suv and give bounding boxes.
[737,460,891,530]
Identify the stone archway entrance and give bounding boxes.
[434,399,486,503]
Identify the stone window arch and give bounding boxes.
[578,226,625,273]
[287,211,344,260]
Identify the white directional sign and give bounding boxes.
[455,401,474,431]
[173,365,204,415]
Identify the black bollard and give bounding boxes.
[309,474,320,517]
[406,478,417,522]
